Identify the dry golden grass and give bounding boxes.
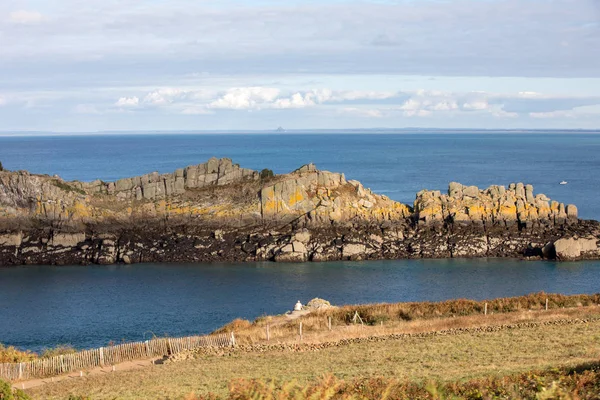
[0,344,78,364]
[27,307,600,400]
[0,344,37,363]
[216,292,600,345]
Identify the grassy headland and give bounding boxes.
[22,293,600,399]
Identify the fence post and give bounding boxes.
[230,332,236,347]
[328,316,332,331]
[484,303,488,316]
[546,298,549,311]
[99,348,105,367]
[299,322,303,341]
[18,362,23,380]
[266,324,270,341]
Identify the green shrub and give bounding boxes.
[0,161,3,172]
[40,345,76,359]
[259,169,274,180]
[51,180,86,195]
[0,378,31,400]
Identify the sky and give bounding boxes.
[0,0,600,132]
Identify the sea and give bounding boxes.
[0,131,599,350]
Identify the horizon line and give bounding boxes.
[1,127,600,137]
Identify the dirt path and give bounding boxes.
[12,357,163,391]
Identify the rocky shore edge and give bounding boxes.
[1,158,599,266]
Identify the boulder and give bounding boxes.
[0,232,22,247]
[553,237,599,260]
[463,185,479,198]
[292,241,307,254]
[51,233,86,247]
[294,229,311,244]
[448,182,463,198]
[305,298,333,310]
[342,243,366,258]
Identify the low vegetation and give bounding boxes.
[216,292,600,344]
[0,378,30,400]
[51,180,86,196]
[185,365,600,399]
[0,344,76,364]
[259,168,274,180]
[26,313,600,399]
[39,346,76,359]
[0,345,36,364]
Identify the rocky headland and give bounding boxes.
[0,158,598,266]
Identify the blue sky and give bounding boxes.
[1,0,599,132]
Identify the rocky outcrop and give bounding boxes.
[414,182,577,227]
[77,157,258,201]
[0,158,599,266]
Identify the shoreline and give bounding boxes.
[3,291,599,353]
[0,255,592,270]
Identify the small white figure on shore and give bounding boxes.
[294,300,303,311]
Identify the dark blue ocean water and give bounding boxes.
[1,132,600,351]
[1,259,600,351]
[0,132,599,219]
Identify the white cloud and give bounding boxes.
[404,109,432,117]
[431,100,459,111]
[8,10,44,24]
[0,96,6,106]
[491,109,519,118]
[273,92,316,109]
[340,107,383,118]
[529,110,574,118]
[209,87,280,110]
[517,91,546,99]
[397,94,458,116]
[462,101,489,110]
[143,89,185,106]
[332,90,395,101]
[115,96,139,107]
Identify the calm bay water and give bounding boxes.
[0,259,600,351]
[1,132,600,351]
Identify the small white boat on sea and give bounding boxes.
[560,181,568,185]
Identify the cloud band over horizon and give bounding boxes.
[1,0,599,132]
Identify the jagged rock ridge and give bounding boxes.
[0,158,598,266]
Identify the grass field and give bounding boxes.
[26,308,600,399]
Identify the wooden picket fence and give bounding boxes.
[0,332,235,382]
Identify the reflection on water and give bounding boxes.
[0,258,599,351]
